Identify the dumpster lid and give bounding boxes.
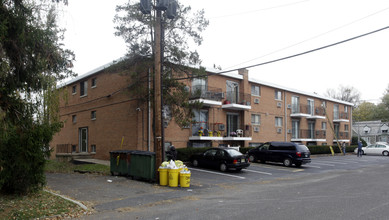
[131,150,156,156]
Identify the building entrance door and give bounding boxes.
[79,127,88,153]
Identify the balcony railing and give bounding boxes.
[190,123,252,140]
[190,85,224,101]
[56,144,73,153]
[335,132,349,139]
[293,130,326,140]
[224,92,251,106]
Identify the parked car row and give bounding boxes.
[190,142,312,172]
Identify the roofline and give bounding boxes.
[60,57,354,106]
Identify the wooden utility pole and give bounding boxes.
[154,10,163,176]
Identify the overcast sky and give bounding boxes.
[58,0,389,104]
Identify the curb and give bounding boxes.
[44,189,88,210]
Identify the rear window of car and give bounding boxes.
[296,144,309,152]
[225,149,243,157]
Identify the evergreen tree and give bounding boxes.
[0,0,74,194]
[113,0,209,127]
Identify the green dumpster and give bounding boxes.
[128,151,156,181]
[109,150,133,176]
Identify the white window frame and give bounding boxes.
[275,117,283,127]
[251,85,260,97]
[251,114,261,125]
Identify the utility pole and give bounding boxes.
[154,9,163,176]
[140,0,177,179]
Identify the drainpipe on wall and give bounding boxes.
[284,90,288,142]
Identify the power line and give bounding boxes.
[173,25,389,80]
[213,25,389,75]
[224,6,389,70]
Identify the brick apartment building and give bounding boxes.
[51,58,353,160]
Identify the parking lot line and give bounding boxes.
[190,168,246,179]
[312,162,335,167]
[305,165,321,169]
[318,160,347,165]
[245,169,273,175]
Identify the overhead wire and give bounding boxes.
[223,6,389,71]
[173,25,389,80]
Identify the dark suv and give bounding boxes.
[248,142,311,167]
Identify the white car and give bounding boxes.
[354,143,389,156]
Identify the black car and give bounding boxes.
[190,148,250,172]
[248,142,311,167]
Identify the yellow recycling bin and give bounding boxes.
[180,172,191,188]
[158,167,168,186]
[168,169,180,187]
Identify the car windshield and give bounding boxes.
[225,149,243,157]
[296,144,309,152]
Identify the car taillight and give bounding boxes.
[233,159,238,164]
[296,152,302,157]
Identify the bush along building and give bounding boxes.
[51,58,353,161]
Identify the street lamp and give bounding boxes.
[140,0,177,178]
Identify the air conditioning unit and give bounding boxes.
[277,128,282,133]
[277,102,282,108]
[253,126,260,132]
[287,104,292,109]
[218,124,225,131]
[254,98,260,104]
[287,129,292,134]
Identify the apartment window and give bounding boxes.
[192,109,208,136]
[91,111,96,120]
[275,90,282,100]
[307,99,314,115]
[80,80,88,97]
[322,122,327,130]
[91,78,97,88]
[251,114,261,125]
[72,115,77,123]
[334,104,339,120]
[251,85,260,96]
[291,96,300,114]
[72,85,77,94]
[275,117,283,127]
[91,145,96,153]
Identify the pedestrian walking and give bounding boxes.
[342,142,346,156]
[357,141,363,157]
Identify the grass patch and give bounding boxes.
[45,160,110,175]
[0,190,87,219]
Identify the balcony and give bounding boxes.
[333,112,350,122]
[189,85,223,106]
[291,130,327,142]
[333,132,350,140]
[291,104,326,119]
[222,92,251,110]
[56,144,95,161]
[189,123,252,141]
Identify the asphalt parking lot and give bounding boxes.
[187,154,389,185]
[46,154,389,219]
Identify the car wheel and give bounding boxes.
[283,158,292,167]
[236,168,242,171]
[383,151,389,156]
[249,155,256,162]
[295,162,302,167]
[192,159,199,167]
[220,163,227,172]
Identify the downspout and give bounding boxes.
[284,90,287,142]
